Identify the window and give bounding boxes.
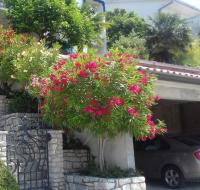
[134,137,170,151]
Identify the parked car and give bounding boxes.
[134,136,200,189]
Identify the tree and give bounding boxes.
[176,39,200,68]
[29,51,165,171]
[146,13,192,63]
[112,31,149,59]
[106,9,148,48]
[4,0,102,49]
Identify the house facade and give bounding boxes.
[88,0,200,35]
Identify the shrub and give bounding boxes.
[146,13,192,63]
[0,161,19,190]
[29,51,166,171]
[0,26,59,96]
[8,92,38,113]
[106,9,148,48]
[4,0,102,49]
[112,31,149,59]
[175,39,200,68]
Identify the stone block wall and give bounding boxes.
[65,175,146,190]
[0,95,9,117]
[0,113,41,131]
[48,130,65,190]
[0,131,7,165]
[64,149,89,174]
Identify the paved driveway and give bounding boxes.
[147,181,200,190]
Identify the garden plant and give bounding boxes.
[0,26,59,96]
[4,0,103,49]
[29,51,166,171]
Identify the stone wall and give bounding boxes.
[0,131,7,165]
[65,175,146,190]
[64,149,89,174]
[0,95,9,117]
[0,113,41,131]
[48,130,65,190]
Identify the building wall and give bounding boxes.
[106,0,169,19]
[105,0,200,35]
[187,16,200,36]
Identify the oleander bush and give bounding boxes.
[29,51,166,171]
[0,26,59,96]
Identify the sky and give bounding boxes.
[182,0,200,9]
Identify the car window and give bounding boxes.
[174,137,200,146]
[134,137,170,151]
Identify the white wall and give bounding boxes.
[106,0,169,19]
[154,80,200,101]
[75,132,136,170]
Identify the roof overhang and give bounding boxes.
[160,0,200,19]
[138,60,200,85]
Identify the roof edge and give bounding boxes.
[159,0,200,15]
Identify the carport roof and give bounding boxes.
[138,60,200,84]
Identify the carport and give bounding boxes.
[138,60,200,135]
[136,60,200,188]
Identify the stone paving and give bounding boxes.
[147,181,200,190]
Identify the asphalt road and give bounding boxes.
[147,181,200,190]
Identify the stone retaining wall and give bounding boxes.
[0,131,7,165]
[48,130,65,190]
[0,96,9,117]
[64,149,89,174]
[65,175,146,190]
[0,113,41,131]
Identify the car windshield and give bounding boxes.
[173,137,200,146]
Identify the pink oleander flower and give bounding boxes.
[69,78,77,85]
[85,61,98,73]
[140,76,148,85]
[140,136,147,142]
[69,53,78,60]
[58,59,66,65]
[128,83,140,95]
[127,107,139,117]
[84,106,94,113]
[109,97,125,107]
[75,62,81,69]
[78,70,89,78]
[155,95,160,101]
[31,77,39,87]
[90,99,98,106]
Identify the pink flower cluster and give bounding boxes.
[84,97,125,117]
[128,83,140,95]
[126,107,139,118]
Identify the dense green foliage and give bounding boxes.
[29,51,165,139]
[8,92,38,113]
[0,161,19,190]
[146,13,192,63]
[106,9,148,48]
[176,39,200,68]
[29,51,165,170]
[0,26,59,96]
[4,0,102,49]
[112,31,148,58]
